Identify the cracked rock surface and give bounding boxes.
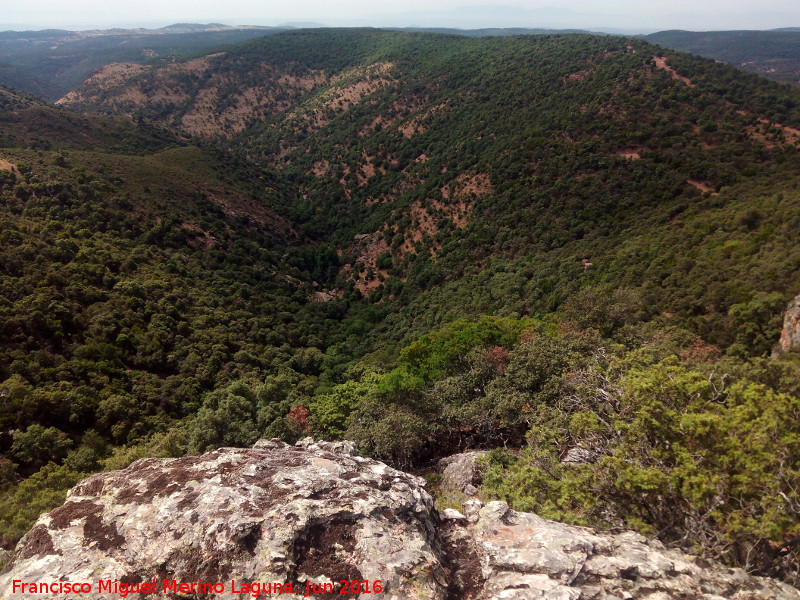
[437,450,487,496]
[2,439,799,599]
[443,501,800,599]
[778,293,800,354]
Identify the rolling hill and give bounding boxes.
[3,29,800,583]
[647,29,800,87]
[0,25,283,101]
[59,29,800,344]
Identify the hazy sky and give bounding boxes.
[2,0,799,33]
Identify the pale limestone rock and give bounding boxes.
[777,293,800,354]
[463,498,484,521]
[437,450,488,493]
[443,500,800,599]
[561,445,598,465]
[2,442,799,600]
[441,508,467,521]
[0,441,444,600]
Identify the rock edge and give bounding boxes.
[2,439,798,600]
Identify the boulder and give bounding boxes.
[560,445,598,465]
[2,440,799,600]
[0,440,444,600]
[437,450,488,495]
[442,500,799,599]
[777,293,800,354]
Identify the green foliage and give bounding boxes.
[36,29,800,356]
[0,463,84,547]
[726,291,786,356]
[3,29,800,587]
[561,287,645,336]
[101,429,187,471]
[309,370,383,438]
[186,373,310,454]
[346,317,596,464]
[0,126,365,546]
[10,425,73,472]
[398,316,526,381]
[347,399,432,469]
[482,340,800,584]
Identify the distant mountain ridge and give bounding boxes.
[646,29,800,86]
[0,24,285,100]
[5,22,800,104]
[387,26,595,36]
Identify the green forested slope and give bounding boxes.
[0,85,356,546]
[0,27,283,101]
[646,29,800,87]
[3,30,800,583]
[0,84,178,153]
[62,29,800,351]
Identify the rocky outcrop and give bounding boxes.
[2,439,799,600]
[437,450,487,496]
[444,501,800,599]
[0,438,443,600]
[777,293,800,354]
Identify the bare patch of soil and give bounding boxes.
[615,147,642,160]
[359,114,395,136]
[338,164,352,198]
[398,103,445,139]
[277,72,326,91]
[687,179,717,194]
[0,158,18,174]
[358,153,385,186]
[203,188,291,232]
[341,232,391,293]
[400,120,424,138]
[180,85,223,136]
[61,56,328,140]
[653,56,695,88]
[747,117,800,148]
[285,62,394,138]
[181,223,218,249]
[341,173,486,293]
[180,66,326,138]
[565,69,590,83]
[57,63,148,104]
[441,173,492,202]
[364,170,420,205]
[310,289,343,302]
[312,160,330,177]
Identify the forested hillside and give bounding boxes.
[0,25,282,101]
[647,29,800,87]
[3,29,800,584]
[0,84,363,548]
[62,30,800,350]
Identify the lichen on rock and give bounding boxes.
[1,440,444,600]
[2,440,799,599]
